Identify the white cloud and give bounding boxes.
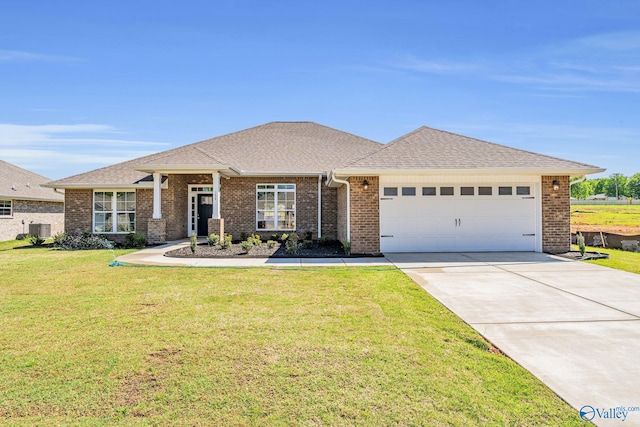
[0,49,80,63]
[0,123,171,179]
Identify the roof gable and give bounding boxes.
[339,126,604,174]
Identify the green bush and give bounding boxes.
[241,240,254,253]
[267,240,277,248]
[239,232,249,242]
[280,233,289,242]
[285,232,299,254]
[341,240,351,256]
[221,234,233,249]
[52,232,114,250]
[577,232,586,256]
[190,234,198,254]
[248,233,262,246]
[125,232,147,249]
[303,239,313,249]
[28,234,45,246]
[318,236,330,246]
[207,234,220,247]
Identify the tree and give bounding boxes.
[593,178,608,195]
[605,173,628,198]
[570,180,594,199]
[628,173,640,199]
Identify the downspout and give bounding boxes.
[570,175,586,186]
[328,173,350,243]
[317,174,322,239]
[54,188,65,195]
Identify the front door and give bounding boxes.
[197,194,213,236]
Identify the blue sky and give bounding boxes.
[1,0,639,180]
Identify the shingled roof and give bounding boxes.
[0,160,64,202]
[46,122,383,188]
[336,126,604,174]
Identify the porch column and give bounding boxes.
[152,172,162,219]
[212,172,220,219]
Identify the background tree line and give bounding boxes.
[571,173,640,199]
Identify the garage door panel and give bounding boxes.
[379,183,538,252]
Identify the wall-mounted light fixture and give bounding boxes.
[363,179,369,190]
[552,180,560,191]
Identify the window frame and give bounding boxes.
[93,190,136,234]
[256,184,296,231]
[0,199,12,217]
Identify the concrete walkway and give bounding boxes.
[115,240,393,267]
[386,252,640,426]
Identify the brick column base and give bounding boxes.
[147,218,167,244]
[208,218,225,238]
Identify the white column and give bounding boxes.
[212,172,220,219]
[152,172,162,219]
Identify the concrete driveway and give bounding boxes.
[386,252,640,426]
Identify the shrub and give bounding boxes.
[304,231,313,241]
[125,232,147,249]
[285,232,299,254]
[280,233,289,242]
[241,240,254,253]
[28,234,45,246]
[221,234,233,249]
[52,231,114,250]
[303,239,313,249]
[318,236,330,246]
[577,232,586,256]
[190,234,198,254]
[239,232,249,242]
[207,234,220,247]
[248,233,262,246]
[267,240,277,248]
[271,234,280,241]
[341,240,351,256]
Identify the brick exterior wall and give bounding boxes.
[321,182,338,240]
[64,189,93,234]
[542,175,571,253]
[147,218,167,244]
[0,199,64,241]
[336,184,348,243]
[349,176,380,255]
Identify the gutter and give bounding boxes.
[327,172,350,243]
[570,176,586,186]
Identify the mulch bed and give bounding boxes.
[165,241,355,258]
[553,251,609,261]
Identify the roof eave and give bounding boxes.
[0,194,64,203]
[133,164,242,176]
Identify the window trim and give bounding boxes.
[0,199,12,217]
[256,184,296,231]
[93,190,136,234]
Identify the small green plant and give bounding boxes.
[125,232,147,249]
[280,233,289,242]
[241,240,254,253]
[303,239,313,249]
[248,233,262,246]
[318,236,330,246]
[285,232,299,254]
[577,232,586,257]
[341,239,351,256]
[190,234,198,254]
[207,233,220,247]
[304,231,313,241]
[271,234,280,241]
[240,232,249,242]
[221,234,233,249]
[52,232,67,246]
[28,234,45,246]
[267,240,277,248]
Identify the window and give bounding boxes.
[422,187,436,196]
[402,187,416,196]
[383,187,398,196]
[516,186,531,195]
[440,186,454,196]
[461,186,474,196]
[256,184,295,230]
[479,186,492,196]
[94,191,136,233]
[499,186,513,196]
[0,200,11,216]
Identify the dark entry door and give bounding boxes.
[197,194,213,236]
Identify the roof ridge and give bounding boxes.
[338,126,427,168]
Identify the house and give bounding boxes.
[44,122,604,254]
[0,160,65,241]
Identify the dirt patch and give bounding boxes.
[571,224,640,235]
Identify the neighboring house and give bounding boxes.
[44,122,604,254]
[0,160,65,241]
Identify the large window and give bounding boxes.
[256,184,295,231]
[0,200,11,216]
[94,191,136,233]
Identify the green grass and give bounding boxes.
[0,241,583,425]
[571,204,640,229]
[581,246,640,274]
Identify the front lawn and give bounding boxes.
[0,241,582,425]
[580,245,640,274]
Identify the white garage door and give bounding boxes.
[379,183,538,252]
